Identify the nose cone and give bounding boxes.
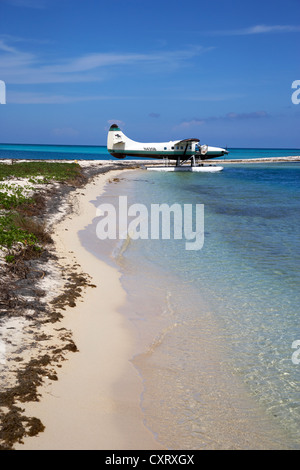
[203,145,229,159]
[211,146,229,157]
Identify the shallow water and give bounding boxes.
[80,163,300,449]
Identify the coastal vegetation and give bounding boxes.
[0,160,141,449]
[0,160,89,450]
[0,161,82,184]
[0,162,83,257]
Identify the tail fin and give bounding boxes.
[107,123,126,150]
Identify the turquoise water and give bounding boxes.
[0,143,300,160]
[6,142,299,448]
[83,162,300,449]
[0,143,112,160]
[217,148,300,160]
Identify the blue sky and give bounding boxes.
[0,0,299,147]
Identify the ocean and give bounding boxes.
[2,144,300,449]
[0,143,300,161]
[81,159,300,450]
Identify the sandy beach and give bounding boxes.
[1,157,300,450]
[0,161,162,450]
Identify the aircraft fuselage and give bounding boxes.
[107,124,228,160]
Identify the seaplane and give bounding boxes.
[107,123,228,172]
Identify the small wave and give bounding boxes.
[111,232,132,262]
[142,321,181,357]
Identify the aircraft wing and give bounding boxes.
[174,138,200,145]
[172,138,200,157]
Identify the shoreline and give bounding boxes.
[2,158,298,449]
[15,165,162,450]
[0,160,162,450]
[95,166,296,450]
[1,155,300,168]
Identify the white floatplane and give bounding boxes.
[107,124,228,172]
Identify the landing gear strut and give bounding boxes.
[176,155,197,167]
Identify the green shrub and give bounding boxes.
[0,214,38,248]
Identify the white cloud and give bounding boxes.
[225,111,269,119]
[208,24,300,36]
[177,111,270,128]
[8,92,134,104]
[245,25,300,34]
[176,119,205,129]
[0,39,212,85]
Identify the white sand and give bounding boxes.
[15,168,163,450]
